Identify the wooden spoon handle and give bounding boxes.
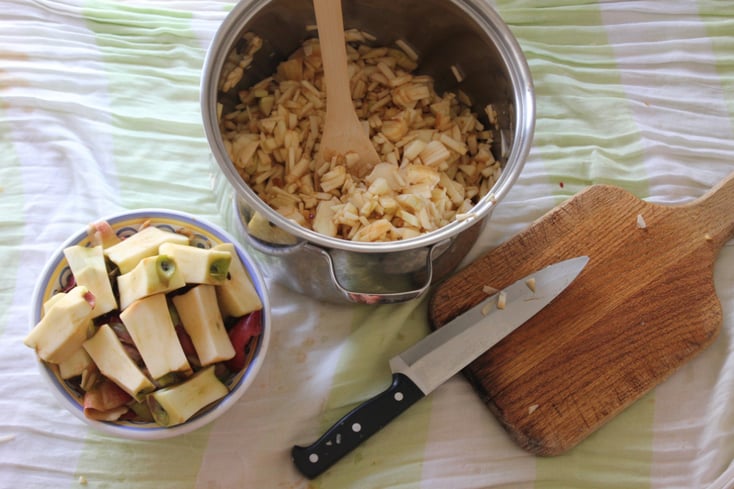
[313,0,353,113]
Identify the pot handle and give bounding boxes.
[244,235,437,304]
[325,243,447,305]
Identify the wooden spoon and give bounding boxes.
[313,0,380,178]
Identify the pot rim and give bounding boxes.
[201,0,535,253]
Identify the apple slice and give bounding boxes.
[213,243,263,318]
[172,285,235,366]
[148,365,228,426]
[25,286,95,364]
[158,242,231,285]
[105,226,189,274]
[63,245,117,316]
[119,293,191,380]
[83,324,155,402]
[117,254,185,310]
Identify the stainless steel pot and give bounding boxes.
[201,0,534,304]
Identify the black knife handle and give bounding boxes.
[291,373,425,479]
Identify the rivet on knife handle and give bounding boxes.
[291,373,424,479]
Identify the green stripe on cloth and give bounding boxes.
[495,2,653,488]
[698,2,734,120]
[533,395,656,489]
[316,298,432,488]
[497,1,649,199]
[73,430,214,489]
[82,0,219,221]
[0,105,22,337]
[73,3,215,487]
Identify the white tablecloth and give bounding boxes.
[2,1,733,488]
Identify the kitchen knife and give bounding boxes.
[291,255,589,479]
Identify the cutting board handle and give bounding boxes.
[688,171,734,248]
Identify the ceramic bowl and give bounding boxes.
[29,209,271,440]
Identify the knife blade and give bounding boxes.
[291,255,589,479]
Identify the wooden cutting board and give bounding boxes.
[428,172,734,456]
